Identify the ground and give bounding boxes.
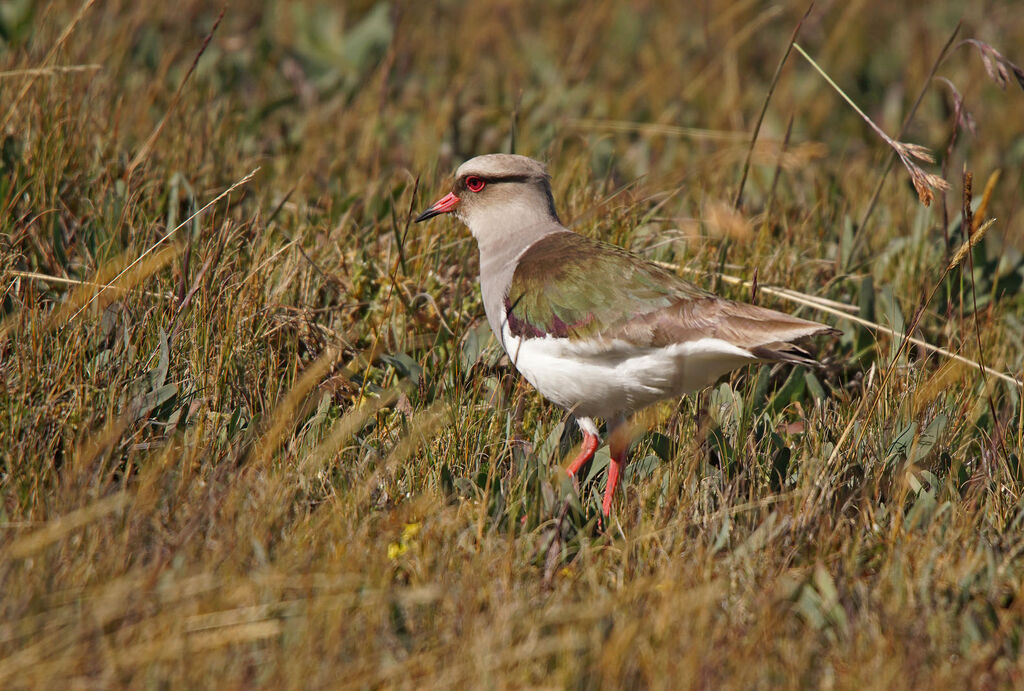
[2,0,1024,687]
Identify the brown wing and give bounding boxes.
[607,296,838,362]
[506,231,836,361]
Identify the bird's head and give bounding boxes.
[415,154,560,239]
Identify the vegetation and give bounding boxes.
[2,1,1024,686]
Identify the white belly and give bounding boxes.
[500,323,756,419]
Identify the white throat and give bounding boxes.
[461,197,558,253]
[458,194,568,348]
[462,197,566,292]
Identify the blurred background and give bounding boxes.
[2,0,1024,686]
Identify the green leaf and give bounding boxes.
[885,421,917,466]
[583,447,610,486]
[768,368,806,415]
[460,321,494,370]
[770,445,791,492]
[912,414,947,463]
[646,432,675,463]
[380,352,422,385]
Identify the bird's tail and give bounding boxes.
[749,326,839,366]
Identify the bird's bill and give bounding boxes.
[414,192,460,223]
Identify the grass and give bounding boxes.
[2,0,1024,687]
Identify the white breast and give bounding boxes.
[500,322,757,419]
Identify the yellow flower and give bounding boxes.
[401,522,421,540]
[388,522,422,560]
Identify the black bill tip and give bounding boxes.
[414,208,441,223]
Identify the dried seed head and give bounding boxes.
[947,218,996,273]
[894,142,950,206]
[964,39,1024,91]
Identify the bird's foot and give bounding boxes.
[565,431,599,481]
[601,432,629,520]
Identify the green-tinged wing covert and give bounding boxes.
[504,232,707,341]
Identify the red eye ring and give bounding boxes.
[466,176,486,193]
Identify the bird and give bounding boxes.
[415,154,836,518]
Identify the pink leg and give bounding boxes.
[566,431,600,478]
[601,420,630,517]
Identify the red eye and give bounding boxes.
[466,176,485,192]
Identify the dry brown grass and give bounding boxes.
[2,1,1024,687]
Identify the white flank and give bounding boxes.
[501,322,757,420]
